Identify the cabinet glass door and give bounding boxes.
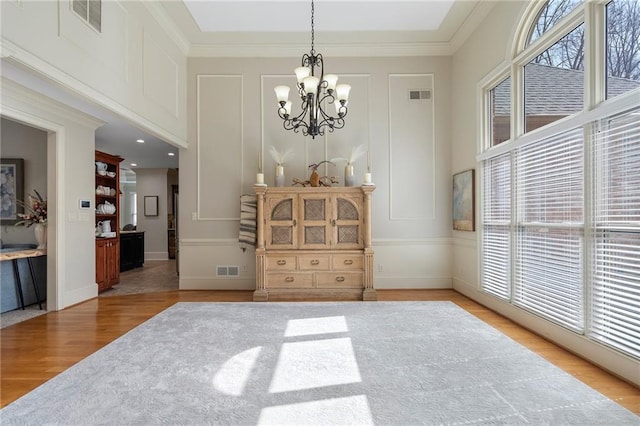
[299,194,331,249]
[266,195,297,249]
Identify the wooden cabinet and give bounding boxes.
[255,185,375,301]
[120,231,144,272]
[96,238,119,291]
[95,150,123,291]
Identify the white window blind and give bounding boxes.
[481,153,511,299]
[514,128,584,331]
[590,108,640,359]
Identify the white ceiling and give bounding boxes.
[183,1,455,32]
[5,0,487,172]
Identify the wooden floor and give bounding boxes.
[2,286,639,415]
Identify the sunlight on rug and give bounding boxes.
[1,302,638,425]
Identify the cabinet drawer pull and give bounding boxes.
[311,259,320,265]
[331,219,336,226]
[277,259,287,265]
[336,276,345,282]
[344,259,354,265]
[293,219,297,226]
[285,276,294,282]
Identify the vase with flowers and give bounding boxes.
[15,190,48,249]
[332,144,367,187]
[269,145,294,187]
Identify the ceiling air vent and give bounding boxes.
[409,90,431,101]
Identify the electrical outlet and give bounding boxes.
[191,212,197,220]
[377,264,384,272]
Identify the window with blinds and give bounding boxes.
[514,128,584,331]
[481,153,511,300]
[590,107,640,358]
[479,0,640,362]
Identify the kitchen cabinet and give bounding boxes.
[120,231,144,272]
[254,185,376,301]
[95,150,123,291]
[96,238,119,291]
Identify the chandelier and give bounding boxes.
[274,0,351,139]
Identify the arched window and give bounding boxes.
[479,0,640,360]
[527,0,581,46]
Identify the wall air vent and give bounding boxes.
[72,0,102,32]
[409,90,431,100]
[217,266,239,277]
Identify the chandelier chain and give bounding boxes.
[310,0,315,55]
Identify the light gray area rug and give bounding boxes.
[1,302,638,425]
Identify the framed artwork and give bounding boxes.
[144,195,159,216]
[0,158,25,225]
[453,169,475,231]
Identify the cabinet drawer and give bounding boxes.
[332,254,363,271]
[267,273,314,288]
[266,256,297,271]
[316,272,363,288]
[299,255,330,271]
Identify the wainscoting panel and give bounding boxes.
[197,75,243,220]
[388,74,435,221]
[178,238,452,290]
[373,238,452,288]
[179,239,256,290]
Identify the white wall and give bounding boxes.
[2,78,104,310]
[1,0,187,147]
[450,0,639,387]
[1,117,47,245]
[180,56,453,290]
[135,168,168,260]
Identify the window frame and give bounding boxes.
[478,0,640,360]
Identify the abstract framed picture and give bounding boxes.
[453,169,475,231]
[0,158,24,225]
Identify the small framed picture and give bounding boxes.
[0,158,25,225]
[453,169,475,231]
[144,196,159,216]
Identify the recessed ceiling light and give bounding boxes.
[168,152,175,156]
[131,163,137,167]
[136,139,145,143]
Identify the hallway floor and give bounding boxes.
[0,260,177,328]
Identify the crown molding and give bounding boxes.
[448,1,497,53]
[141,1,191,56]
[189,41,453,58]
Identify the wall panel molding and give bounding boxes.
[196,74,243,220]
[388,74,436,221]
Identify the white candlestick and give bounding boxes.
[364,172,372,184]
[256,173,264,184]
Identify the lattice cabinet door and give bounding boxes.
[265,194,298,249]
[298,193,332,249]
[332,194,364,249]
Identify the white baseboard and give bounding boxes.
[145,252,169,261]
[64,283,99,309]
[179,277,255,290]
[374,276,452,289]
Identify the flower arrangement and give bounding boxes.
[15,190,47,228]
[331,144,367,166]
[269,145,295,166]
